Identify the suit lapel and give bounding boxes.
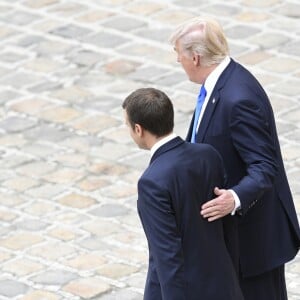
[196,92,220,142]
[196,59,236,143]
[150,137,184,164]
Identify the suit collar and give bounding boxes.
[150,136,184,164]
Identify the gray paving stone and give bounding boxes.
[78,96,121,112]
[280,40,300,57]
[14,218,50,231]
[0,71,42,88]
[154,71,188,87]
[0,66,12,79]
[91,142,132,160]
[25,183,65,199]
[270,79,300,97]
[58,135,103,151]
[77,237,111,251]
[96,289,141,300]
[24,124,73,142]
[82,31,130,48]
[275,3,300,18]
[281,110,300,126]
[0,170,14,182]
[276,121,298,136]
[22,142,61,158]
[286,129,300,143]
[50,24,92,39]
[135,27,172,43]
[67,49,107,67]
[121,152,149,170]
[0,226,11,236]
[102,16,147,32]
[268,18,300,33]
[0,116,36,133]
[0,279,29,297]
[125,273,146,290]
[0,4,10,14]
[249,32,291,49]
[34,40,73,56]
[203,3,240,16]
[0,51,28,64]
[0,10,41,25]
[173,0,207,6]
[29,269,78,285]
[90,204,130,218]
[0,89,23,104]
[128,65,170,83]
[17,161,57,177]
[48,1,89,17]
[28,80,63,93]
[14,34,46,48]
[225,25,261,39]
[74,71,113,88]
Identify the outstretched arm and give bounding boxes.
[201,98,278,220]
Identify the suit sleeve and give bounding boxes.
[137,177,186,300]
[229,98,278,214]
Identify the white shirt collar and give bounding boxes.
[150,133,177,158]
[204,56,231,98]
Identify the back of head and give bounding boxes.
[122,88,174,137]
[169,16,229,67]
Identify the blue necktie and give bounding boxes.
[191,85,207,143]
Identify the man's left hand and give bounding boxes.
[201,187,235,221]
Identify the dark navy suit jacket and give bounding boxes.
[138,137,244,300]
[187,59,300,277]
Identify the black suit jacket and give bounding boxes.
[138,137,243,300]
[187,59,300,277]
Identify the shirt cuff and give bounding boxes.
[229,189,241,216]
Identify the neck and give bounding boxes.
[199,64,218,84]
[147,132,173,149]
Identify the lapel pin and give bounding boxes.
[212,98,216,104]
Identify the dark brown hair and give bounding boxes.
[122,88,174,137]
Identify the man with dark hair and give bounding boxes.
[122,87,244,300]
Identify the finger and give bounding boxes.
[202,202,224,212]
[207,214,222,222]
[202,208,221,218]
[201,206,218,215]
[201,200,216,209]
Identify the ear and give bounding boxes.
[134,124,143,137]
[192,53,200,66]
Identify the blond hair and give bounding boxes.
[169,17,229,67]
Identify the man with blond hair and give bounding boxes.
[170,17,300,300]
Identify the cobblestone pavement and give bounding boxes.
[0,0,299,299]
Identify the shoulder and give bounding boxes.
[224,60,266,98]
[183,142,223,164]
[185,141,218,153]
